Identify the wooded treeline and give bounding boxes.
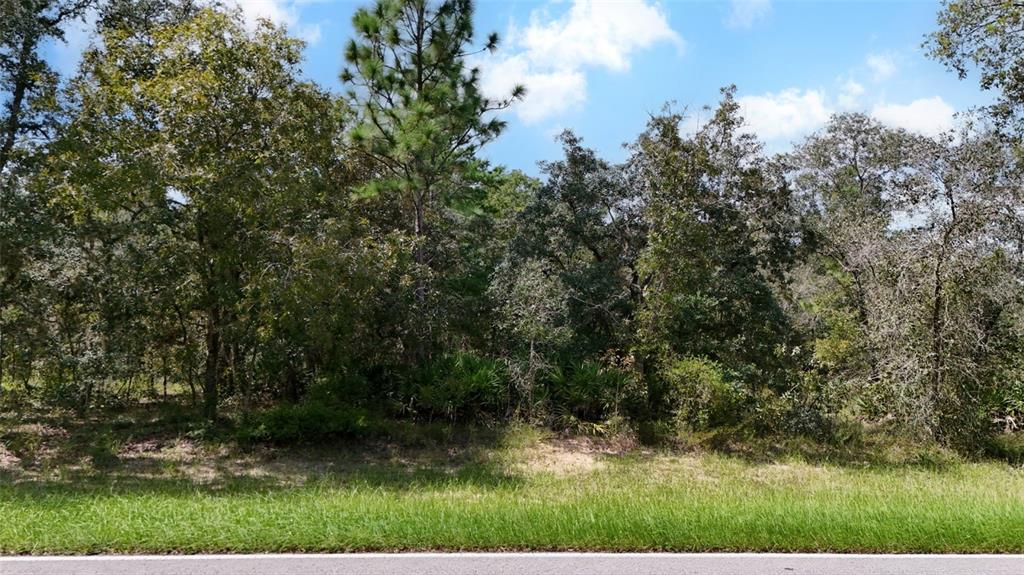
[2,0,1022,450]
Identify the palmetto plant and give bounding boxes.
[545,361,633,433]
[413,352,507,421]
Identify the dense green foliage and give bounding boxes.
[2,0,1023,453]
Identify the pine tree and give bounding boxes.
[341,0,523,357]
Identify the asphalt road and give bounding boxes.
[3,553,1024,575]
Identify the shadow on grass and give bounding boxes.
[3,400,1012,501]
[665,424,971,472]
[0,403,525,497]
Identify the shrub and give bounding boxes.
[88,431,120,469]
[1000,379,1024,433]
[544,360,637,432]
[0,381,31,411]
[239,402,376,444]
[662,356,747,429]
[746,389,829,439]
[307,371,375,407]
[411,352,508,421]
[986,433,1024,465]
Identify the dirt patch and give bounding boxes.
[112,439,294,485]
[118,438,219,462]
[6,422,68,439]
[0,442,20,470]
[514,441,605,476]
[551,433,641,455]
[510,433,646,476]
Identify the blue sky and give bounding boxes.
[47,0,992,176]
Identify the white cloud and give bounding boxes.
[679,113,706,137]
[871,97,956,137]
[866,52,897,82]
[736,88,832,141]
[478,0,682,124]
[516,0,683,72]
[483,55,587,124]
[837,78,865,109]
[229,0,322,44]
[298,23,322,44]
[725,0,771,29]
[732,84,955,143]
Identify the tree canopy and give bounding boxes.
[1,0,1021,452]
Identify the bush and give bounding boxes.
[239,402,376,444]
[1000,379,1024,433]
[0,381,31,411]
[87,431,120,469]
[544,360,638,432]
[746,387,835,439]
[662,356,747,429]
[410,352,508,421]
[985,433,1024,465]
[307,371,375,407]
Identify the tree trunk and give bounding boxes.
[413,192,427,297]
[928,250,946,430]
[203,305,222,421]
[187,362,197,406]
[0,36,34,177]
[412,191,430,360]
[929,191,957,434]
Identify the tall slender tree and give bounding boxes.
[340,0,523,357]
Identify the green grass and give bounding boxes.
[2,408,1024,554]
[3,454,1024,553]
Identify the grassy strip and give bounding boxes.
[3,455,1024,554]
